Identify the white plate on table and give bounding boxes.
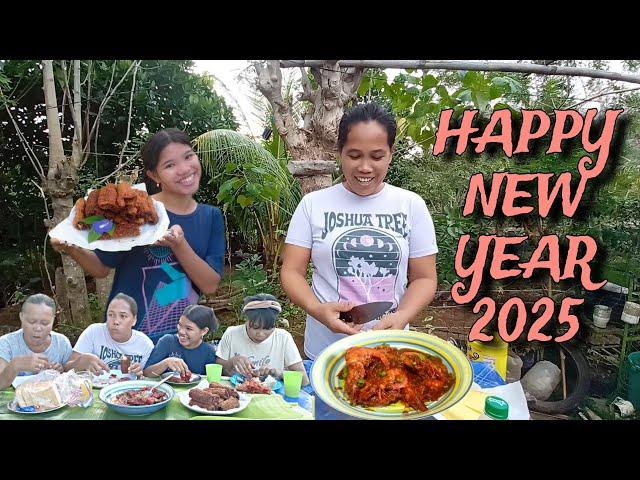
[91,370,137,389]
[178,387,251,416]
[48,183,170,252]
[7,399,67,415]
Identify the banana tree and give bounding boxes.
[194,130,302,273]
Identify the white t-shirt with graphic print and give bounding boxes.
[285,183,438,360]
[216,325,302,373]
[73,323,154,370]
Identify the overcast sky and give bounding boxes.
[192,60,263,137]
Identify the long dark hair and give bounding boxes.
[182,304,218,331]
[142,128,192,194]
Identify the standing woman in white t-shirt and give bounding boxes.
[280,102,439,360]
[215,294,309,385]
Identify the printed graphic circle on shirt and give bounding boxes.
[332,228,401,304]
[145,245,173,263]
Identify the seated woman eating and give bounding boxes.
[0,294,73,390]
[65,293,154,376]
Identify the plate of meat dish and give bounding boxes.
[99,380,174,416]
[178,381,251,415]
[48,182,170,251]
[161,371,202,386]
[229,374,282,394]
[311,330,473,420]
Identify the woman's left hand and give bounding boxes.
[154,225,186,249]
[372,312,411,331]
[256,366,281,379]
[47,362,64,373]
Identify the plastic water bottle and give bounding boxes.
[479,396,509,420]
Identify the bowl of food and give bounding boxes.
[99,380,174,416]
[310,330,473,420]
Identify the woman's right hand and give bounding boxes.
[309,302,362,335]
[163,357,190,375]
[229,356,255,377]
[83,354,110,376]
[50,237,77,254]
[11,353,50,374]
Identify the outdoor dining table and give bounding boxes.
[0,376,315,420]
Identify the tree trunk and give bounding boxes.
[254,61,363,194]
[42,60,90,326]
[95,271,115,309]
[55,266,71,325]
[288,160,336,194]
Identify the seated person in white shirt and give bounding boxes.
[65,293,154,376]
[216,294,309,385]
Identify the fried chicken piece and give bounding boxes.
[207,382,239,395]
[100,222,140,239]
[73,183,158,239]
[109,213,128,225]
[188,387,240,411]
[132,190,158,224]
[116,182,137,208]
[189,389,223,410]
[97,183,118,211]
[133,190,150,212]
[219,397,240,410]
[73,198,89,230]
[204,385,239,400]
[146,196,159,224]
[84,190,100,217]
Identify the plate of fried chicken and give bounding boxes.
[178,380,252,415]
[49,182,170,251]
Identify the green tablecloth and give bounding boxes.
[0,380,314,420]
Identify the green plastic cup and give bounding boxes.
[206,363,222,383]
[283,371,303,398]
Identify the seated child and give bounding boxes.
[216,294,309,385]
